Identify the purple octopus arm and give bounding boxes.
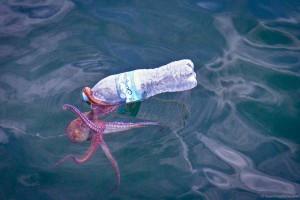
[54,132,100,167]
[91,103,119,116]
[62,104,105,133]
[59,103,162,190]
[99,138,120,191]
[104,121,162,134]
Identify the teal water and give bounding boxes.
[0,1,300,199]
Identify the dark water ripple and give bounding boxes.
[0,0,74,36]
[0,0,300,199]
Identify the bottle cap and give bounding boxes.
[82,92,90,102]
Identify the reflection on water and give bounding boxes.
[0,129,9,144]
[0,0,300,199]
[0,0,74,36]
[199,135,298,194]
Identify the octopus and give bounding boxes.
[55,93,162,190]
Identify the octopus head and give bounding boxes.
[66,114,91,143]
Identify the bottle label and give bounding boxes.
[115,71,141,103]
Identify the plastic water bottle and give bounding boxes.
[82,59,197,105]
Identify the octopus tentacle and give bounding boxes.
[60,104,162,190]
[83,87,111,106]
[54,132,100,167]
[104,121,162,134]
[91,103,119,117]
[99,137,120,191]
[62,104,105,133]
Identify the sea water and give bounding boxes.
[0,1,299,199]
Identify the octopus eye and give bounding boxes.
[80,122,89,130]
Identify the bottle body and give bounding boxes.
[87,59,197,105]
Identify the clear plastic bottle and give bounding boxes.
[82,59,197,105]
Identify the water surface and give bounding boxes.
[0,0,300,199]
